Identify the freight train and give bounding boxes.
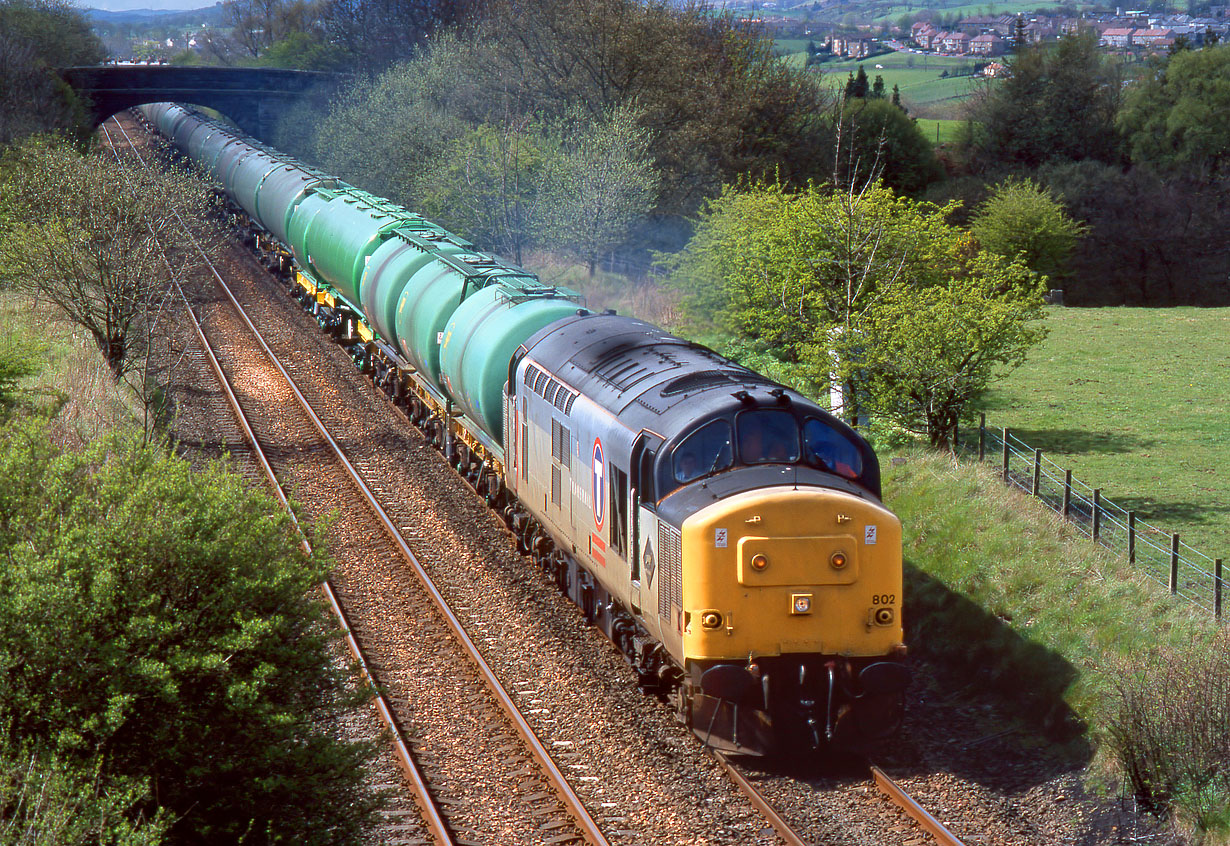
[137,102,909,756]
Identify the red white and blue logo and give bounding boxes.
[592,438,605,530]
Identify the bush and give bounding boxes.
[0,421,380,843]
[1105,630,1230,836]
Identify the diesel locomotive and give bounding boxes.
[138,102,909,756]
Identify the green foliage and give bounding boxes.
[0,137,220,379]
[0,330,40,421]
[537,106,657,274]
[0,0,105,146]
[962,31,1122,171]
[840,264,1046,447]
[970,177,1085,283]
[668,179,1045,437]
[1119,44,1230,180]
[888,450,1216,741]
[256,31,352,71]
[0,745,168,844]
[666,180,959,362]
[0,422,380,842]
[838,97,944,196]
[414,119,555,263]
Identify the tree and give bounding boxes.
[538,106,657,274]
[0,421,381,842]
[837,97,944,196]
[224,0,315,59]
[0,138,221,381]
[969,177,1085,283]
[1119,44,1230,180]
[871,73,886,99]
[0,0,104,146]
[415,117,556,264]
[962,31,1122,171]
[1012,13,1027,51]
[666,179,1045,428]
[837,256,1046,448]
[317,0,472,71]
[845,64,870,99]
[0,330,40,421]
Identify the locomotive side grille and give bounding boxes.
[563,393,576,414]
[550,419,571,468]
[545,381,561,406]
[551,464,562,506]
[658,524,682,619]
[553,386,572,413]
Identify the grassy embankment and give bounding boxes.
[887,450,1216,741]
[0,290,136,439]
[984,306,1230,564]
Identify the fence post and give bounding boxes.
[952,419,959,453]
[1128,511,1136,564]
[1002,428,1010,484]
[1063,470,1072,518]
[978,413,985,462]
[1093,489,1102,542]
[1217,559,1224,618]
[1032,449,1042,497]
[1169,534,1179,595]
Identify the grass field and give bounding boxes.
[812,52,986,118]
[982,306,1230,563]
[913,118,963,144]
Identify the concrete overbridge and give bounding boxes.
[59,65,346,141]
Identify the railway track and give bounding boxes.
[104,110,983,846]
[102,116,607,846]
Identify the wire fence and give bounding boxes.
[955,415,1225,616]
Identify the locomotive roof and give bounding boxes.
[522,312,779,427]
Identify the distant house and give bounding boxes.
[911,21,939,49]
[1135,27,1176,46]
[828,34,876,58]
[970,32,1006,55]
[939,30,970,53]
[1100,27,1136,47]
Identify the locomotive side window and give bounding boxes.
[673,419,733,484]
[737,410,800,464]
[802,417,863,480]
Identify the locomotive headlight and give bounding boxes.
[701,611,723,629]
[790,593,813,615]
[751,553,769,571]
[830,551,848,570]
[874,607,895,626]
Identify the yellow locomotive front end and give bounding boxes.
[677,484,908,756]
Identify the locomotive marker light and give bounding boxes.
[751,553,769,571]
[791,593,813,614]
[830,551,848,570]
[701,610,724,629]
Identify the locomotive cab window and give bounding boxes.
[802,417,863,480]
[672,419,733,485]
[737,409,800,464]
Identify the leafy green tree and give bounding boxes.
[538,106,657,275]
[963,31,1122,171]
[1119,44,1230,180]
[836,257,1046,448]
[667,179,1045,428]
[845,64,870,99]
[415,118,556,264]
[0,421,380,842]
[970,177,1086,283]
[872,73,886,99]
[838,97,943,196]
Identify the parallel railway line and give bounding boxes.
[102,109,983,846]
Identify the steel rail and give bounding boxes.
[100,117,456,846]
[713,752,812,846]
[871,766,967,846]
[112,113,611,846]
